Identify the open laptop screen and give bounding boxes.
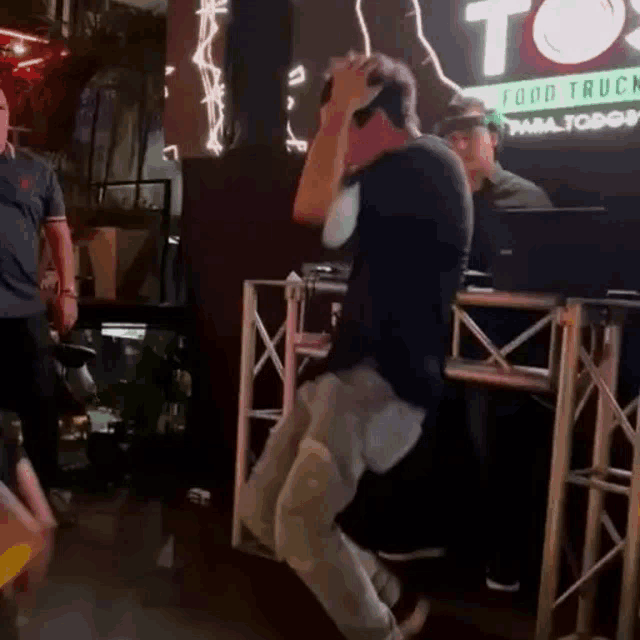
[477,207,640,298]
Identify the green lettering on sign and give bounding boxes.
[464,66,640,114]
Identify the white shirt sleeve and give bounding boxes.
[321,182,361,249]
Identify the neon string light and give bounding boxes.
[191,0,228,156]
[163,145,180,162]
[407,0,457,70]
[15,58,45,69]
[0,28,49,44]
[288,65,306,86]
[353,0,451,70]
[355,0,372,56]
[165,66,175,100]
[286,122,308,153]
[286,64,309,153]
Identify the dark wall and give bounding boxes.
[176,0,640,486]
[181,147,327,482]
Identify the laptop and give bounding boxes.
[479,207,640,299]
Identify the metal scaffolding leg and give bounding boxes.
[577,322,623,635]
[536,303,584,640]
[283,284,301,417]
[616,393,640,640]
[232,282,258,549]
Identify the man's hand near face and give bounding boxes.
[321,53,383,121]
[294,53,382,227]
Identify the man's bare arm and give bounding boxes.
[43,220,75,293]
[292,108,351,227]
[293,55,382,227]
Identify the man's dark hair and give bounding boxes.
[435,95,505,148]
[320,53,420,132]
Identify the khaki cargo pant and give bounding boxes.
[238,364,426,640]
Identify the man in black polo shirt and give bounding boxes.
[239,51,471,640]
[0,83,78,504]
[436,96,553,594]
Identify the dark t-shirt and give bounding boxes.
[465,163,553,376]
[325,135,473,411]
[469,163,552,273]
[0,145,66,318]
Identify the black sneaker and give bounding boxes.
[486,558,520,593]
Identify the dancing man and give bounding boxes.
[239,51,472,640]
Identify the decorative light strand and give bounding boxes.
[0,28,49,44]
[355,0,372,57]
[191,0,229,156]
[15,57,45,69]
[286,122,308,153]
[288,65,306,86]
[353,0,462,112]
[163,145,180,162]
[164,65,175,99]
[353,1,436,63]
[286,64,309,153]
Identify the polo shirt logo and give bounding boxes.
[20,177,33,191]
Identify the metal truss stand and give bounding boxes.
[451,292,640,639]
[232,284,640,639]
[231,277,346,553]
[533,299,640,640]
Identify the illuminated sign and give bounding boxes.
[465,66,640,137]
[461,0,640,138]
[532,0,626,66]
[465,0,640,77]
[465,0,532,77]
[506,107,640,135]
[465,66,640,113]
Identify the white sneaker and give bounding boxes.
[377,547,447,562]
[485,563,520,593]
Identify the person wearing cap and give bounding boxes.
[435,96,553,594]
[238,50,471,640]
[0,82,78,517]
[434,96,551,272]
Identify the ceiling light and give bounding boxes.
[12,42,27,56]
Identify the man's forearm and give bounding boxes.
[293,108,351,227]
[44,222,76,292]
